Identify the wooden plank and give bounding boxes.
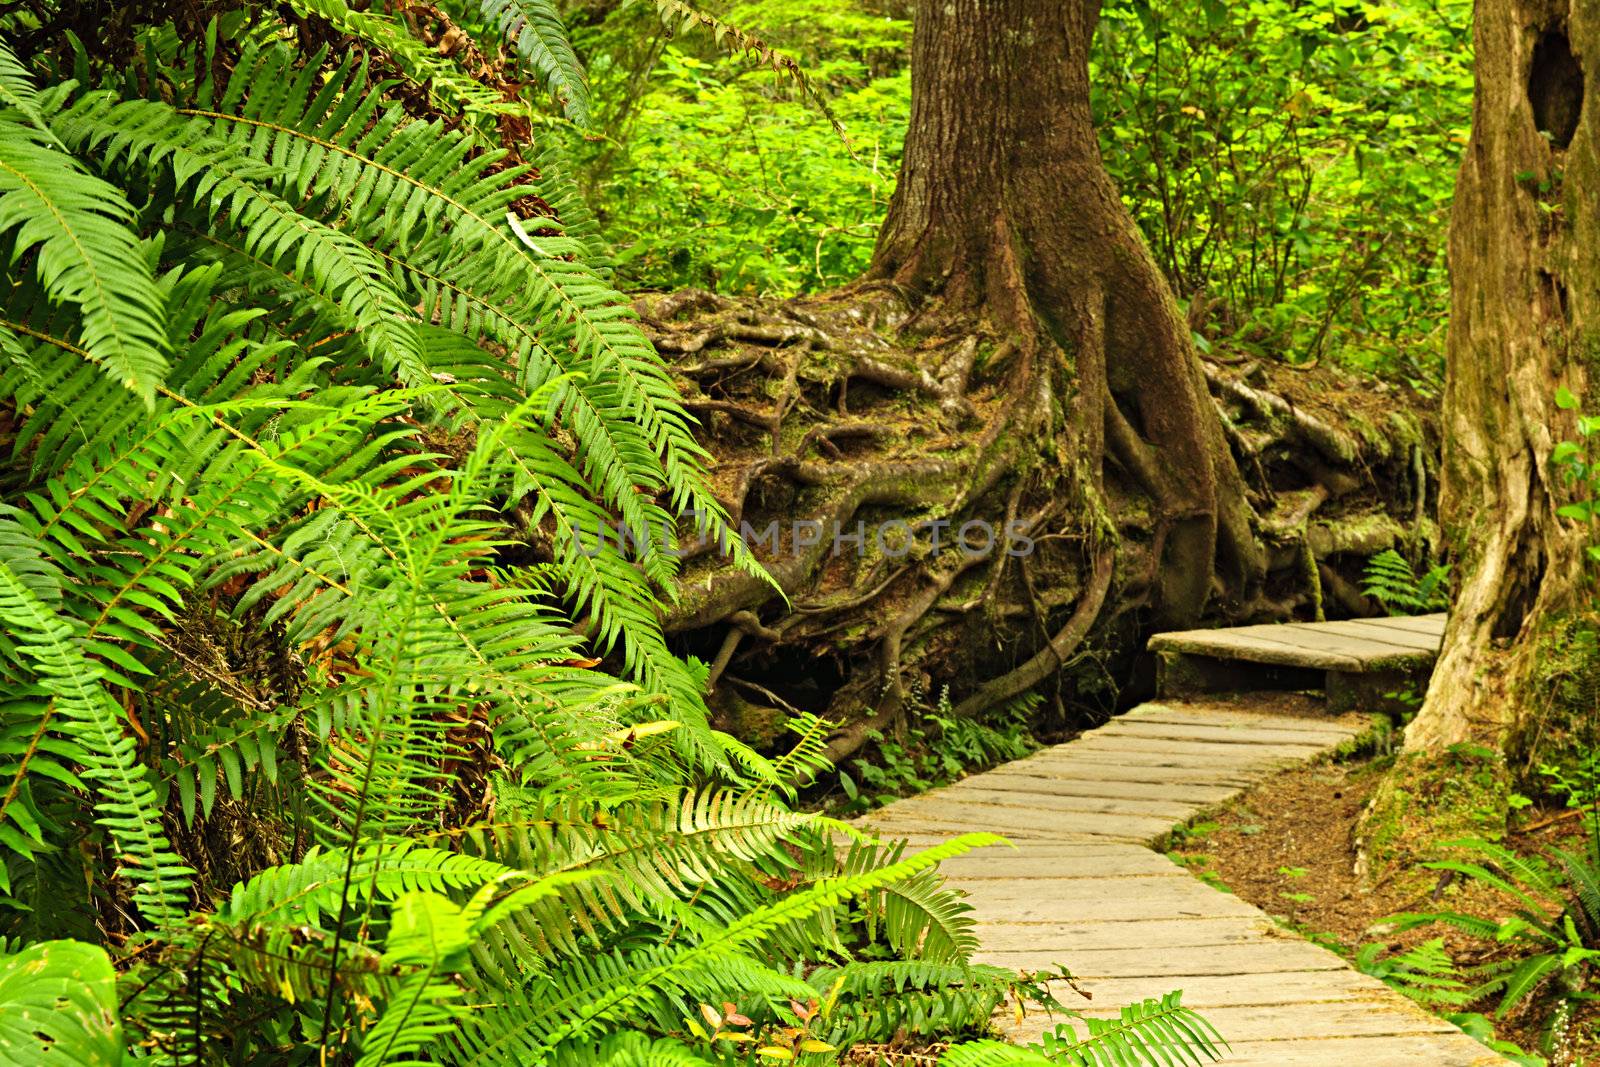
[1025,740,1310,766]
[1125,703,1369,734]
[934,852,1187,879]
[972,938,1348,977]
[1006,1002,1461,1044]
[1183,1035,1502,1067]
[1148,628,1364,669]
[965,771,1241,806]
[1310,618,1445,651]
[1148,626,1436,671]
[1098,718,1361,747]
[1045,969,1400,1010]
[1222,622,1437,661]
[968,915,1272,952]
[962,883,1265,924]
[1064,731,1336,758]
[934,783,1198,820]
[857,689,1490,1064]
[856,807,1165,842]
[1363,612,1448,636]
[989,757,1261,787]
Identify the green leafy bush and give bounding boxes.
[574,0,909,295]
[578,0,1471,383]
[1094,0,1472,382]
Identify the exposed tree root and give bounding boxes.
[635,290,1438,762]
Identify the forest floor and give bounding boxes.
[1172,745,1597,1063]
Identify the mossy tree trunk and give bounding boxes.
[1404,0,1595,756]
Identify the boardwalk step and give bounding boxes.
[1148,613,1445,709]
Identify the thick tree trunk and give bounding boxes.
[1404,0,1594,755]
[643,1,1434,766]
[872,0,1261,625]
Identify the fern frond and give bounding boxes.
[0,558,192,925]
[481,0,591,124]
[0,48,168,402]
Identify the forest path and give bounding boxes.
[854,696,1504,1065]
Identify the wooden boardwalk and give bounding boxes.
[856,695,1503,1065]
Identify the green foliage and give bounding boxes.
[1361,548,1451,614]
[837,692,1037,814]
[1390,838,1600,1053]
[483,0,592,124]
[1355,937,1472,1009]
[1442,1012,1547,1067]
[576,0,1470,385]
[0,8,1217,1062]
[1093,0,1471,382]
[572,0,908,294]
[938,991,1225,1066]
[0,940,123,1065]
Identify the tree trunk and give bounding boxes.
[1404,0,1594,756]
[644,1,1432,765]
[872,0,1261,625]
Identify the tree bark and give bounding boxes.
[871,0,1262,625]
[1404,0,1593,755]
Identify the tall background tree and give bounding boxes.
[654,0,1427,759]
[1404,0,1595,758]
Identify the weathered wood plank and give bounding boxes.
[1006,1002,1462,1044]
[856,807,1166,842]
[1147,613,1446,673]
[934,783,1198,820]
[1059,734,1332,759]
[1048,969,1400,1010]
[934,852,1187,879]
[1095,718,1361,747]
[973,938,1348,977]
[963,771,1241,805]
[1147,628,1365,669]
[1310,618,1445,651]
[1359,612,1447,637]
[1182,1035,1501,1067]
[961,882,1265,923]
[986,758,1261,787]
[968,915,1272,952]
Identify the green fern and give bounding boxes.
[940,992,1225,1066]
[1361,548,1451,614]
[481,0,591,124]
[0,13,1211,1065]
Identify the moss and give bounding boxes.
[1359,747,1512,888]
[1509,608,1600,780]
[1346,412,1390,459]
[1386,409,1428,452]
[1579,330,1600,406]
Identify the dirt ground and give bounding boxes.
[1171,752,1598,1064]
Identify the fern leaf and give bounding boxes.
[481,0,591,124]
[0,49,168,403]
[0,557,193,925]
